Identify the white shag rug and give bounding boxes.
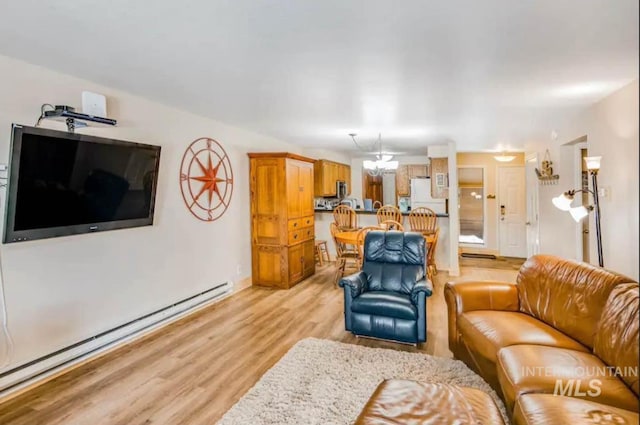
[217,338,507,425]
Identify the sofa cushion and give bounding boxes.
[517,255,635,349]
[351,291,417,320]
[355,379,506,425]
[497,345,639,413]
[513,394,639,425]
[593,282,639,397]
[458,311,589,365]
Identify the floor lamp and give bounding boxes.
[552,156,603,267]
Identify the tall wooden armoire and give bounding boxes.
[248,153,316,288]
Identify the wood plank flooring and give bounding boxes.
[0,263,518,425]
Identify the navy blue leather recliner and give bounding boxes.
[339,231,433,344]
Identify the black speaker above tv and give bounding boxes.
[3,124,162,243]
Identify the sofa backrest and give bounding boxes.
[362,231,425,295]
[593,282,639,396]
[517,255,635,349]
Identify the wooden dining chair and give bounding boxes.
[333,205,358,231]
[426,228,440,280]
[376,205,402,225]
[330,222,359,284]
[408,207,439,280]
[355,226,382,267]
[380,220,405,231]
[408,207,437,234]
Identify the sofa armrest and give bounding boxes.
[445,281,519,314]
[444,281,519,357]
[411,279,433,305]
[339,271,368,298]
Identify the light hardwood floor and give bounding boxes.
[0,263,517,425]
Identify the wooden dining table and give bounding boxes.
[334,230,360,246]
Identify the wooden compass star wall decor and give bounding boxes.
[180,137,234,221]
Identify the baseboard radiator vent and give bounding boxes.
[0,281,232,397]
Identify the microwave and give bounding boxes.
[336,180,348,199]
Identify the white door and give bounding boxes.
[498,166,527,258]
[524,155,540,257]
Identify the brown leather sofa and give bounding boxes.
[445,254,639,424]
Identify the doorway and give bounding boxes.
[362,172,383,205]
[458,167,485,245]
[498,166,527,258]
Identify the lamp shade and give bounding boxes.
[584,156,601,171]
[363,160,377,170]
[385,160,399,170]
[552,193,574,211]
[363,159,399,171]
[569,206,590,222]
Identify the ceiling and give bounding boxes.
[0,0,638,155]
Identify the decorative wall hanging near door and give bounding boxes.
[180,137,234,221]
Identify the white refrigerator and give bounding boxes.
[410,178,447,214]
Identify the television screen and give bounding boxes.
[3,124,161,243]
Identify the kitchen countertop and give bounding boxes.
[314,208,448,218]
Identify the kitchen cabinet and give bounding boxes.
[395,164,429,197]
[430,157,448,199]
[396,165,410,196]
[314,159,351,197]
[408,164,428,179]
[249,153,316,288]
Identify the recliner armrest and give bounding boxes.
[411,279,433,305]
[339,271,368,298]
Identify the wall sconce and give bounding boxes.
[552,156,603,267]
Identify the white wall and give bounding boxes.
[535,80,639,279]
[304,148,350,166]
[0,54,303,370]
[582,80,638,279]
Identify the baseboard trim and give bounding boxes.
[0,279,244,402]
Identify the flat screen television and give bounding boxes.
[3,124,161,243]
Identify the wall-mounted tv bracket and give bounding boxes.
[35,104,117,133]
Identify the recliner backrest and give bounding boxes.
[517,255,636,349]
[362,231,425,295]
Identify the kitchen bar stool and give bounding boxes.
[315,240,330,266]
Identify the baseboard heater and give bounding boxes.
[460,253,497,259]
[0,281,232,396]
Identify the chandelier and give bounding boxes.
[350,133,399,177]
